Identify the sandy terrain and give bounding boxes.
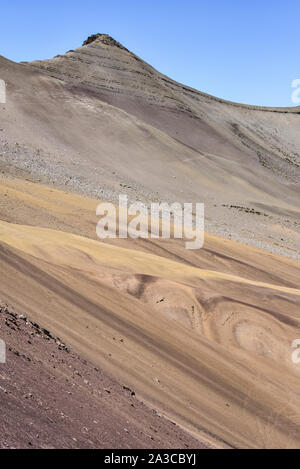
[0,34,299,449]
[0,177,299,448]
[0,34,299,257]
[0,303,207,449]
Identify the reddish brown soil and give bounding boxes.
[0,303,209,449]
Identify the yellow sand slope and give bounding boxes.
[0,177,300,448]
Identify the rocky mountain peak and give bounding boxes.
[82,33,129,52]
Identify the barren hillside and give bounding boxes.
[0,34,299,256]
[0,35,299,449]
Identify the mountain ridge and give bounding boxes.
[0,35,299,258]
[24,33,300,112]
[1,33,300,449]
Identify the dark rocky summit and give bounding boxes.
[82,33,129,51]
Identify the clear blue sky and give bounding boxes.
[0,0,299,107]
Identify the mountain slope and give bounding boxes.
[0,35,299,256]
[28,33,300,183]
[0,35,300,449]
[0,177,300,448]
[0,303,206,449]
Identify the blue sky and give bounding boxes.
[0,0,299,107]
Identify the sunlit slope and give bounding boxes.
[0,180,300,448]
[1,45,300,257]
[1,33,300,449]
[28,34,300,189]
[1,220,300,297]
[1,176,299,287]
[1,43,300,220]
